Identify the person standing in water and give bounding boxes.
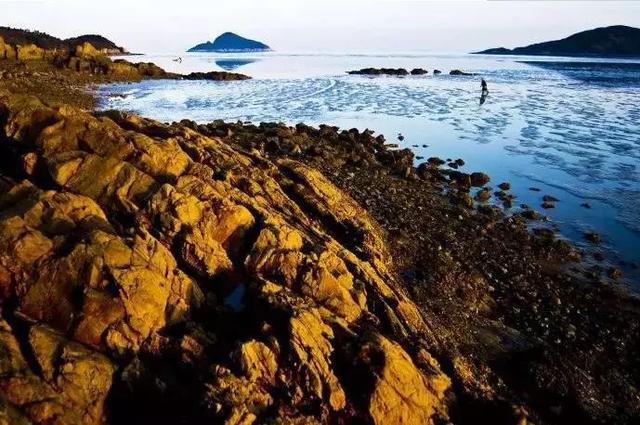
[480,78,489,105]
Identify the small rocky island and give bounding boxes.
[188,32,271,53]
[475,25,640,57]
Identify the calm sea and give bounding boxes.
[98,51,640,286]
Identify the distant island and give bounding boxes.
[474,25,640,58]
[0,27,127,55]
[188,32,271,53]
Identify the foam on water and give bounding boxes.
[98,52,640,285]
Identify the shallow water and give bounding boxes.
[98,52,640,286]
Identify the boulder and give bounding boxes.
[0,36,17,59]
[289,308,346,411]
[449,69,473,76]
[16,44,45,60]
[0,319,115,424]
[359,333,450,425]
[470,172,490,187]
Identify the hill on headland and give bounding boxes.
[474,25,640,58]
[188,32,271,52]
[0,27,127,54]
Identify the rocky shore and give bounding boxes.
[0,38,250,109]
[0,38,639,425]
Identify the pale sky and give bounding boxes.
[3,0,640,53]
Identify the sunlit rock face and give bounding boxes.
[0,92,450,424]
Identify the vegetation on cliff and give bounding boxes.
[0,27,127,55]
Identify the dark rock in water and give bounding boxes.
[433,69,442,75]
[398,134,405,141]
[584,232,602,243]
[521,209,541,220]
[416,162,443,181]
[475,188,491,202]
[494,190,510,201]
[188,32,271,52]
[498,182,511,191]
[450,69,473,76]
[448,162,458,169]
[182,71,251,81]
[470,172,490,187]
[446,170,472,188]
[347,68,409,76]
[473,25,640,58]
[410,68,429,75]
[541,202,555,209]
[533,227,556,242]
[529,187,541,192]
[454,158,465,167]
[542,195,559,202]
[428,157,446,166]
[581,202,592,209]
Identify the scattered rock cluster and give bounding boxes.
[347,68,475,77]
[347,67,428,76]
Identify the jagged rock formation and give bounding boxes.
[0,91,450,424]
[63,35,127,56]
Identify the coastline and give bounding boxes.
[1,53,639,424]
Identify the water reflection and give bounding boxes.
[520,61,640,87]
[215,58,258,71]
[98,54,640,283]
